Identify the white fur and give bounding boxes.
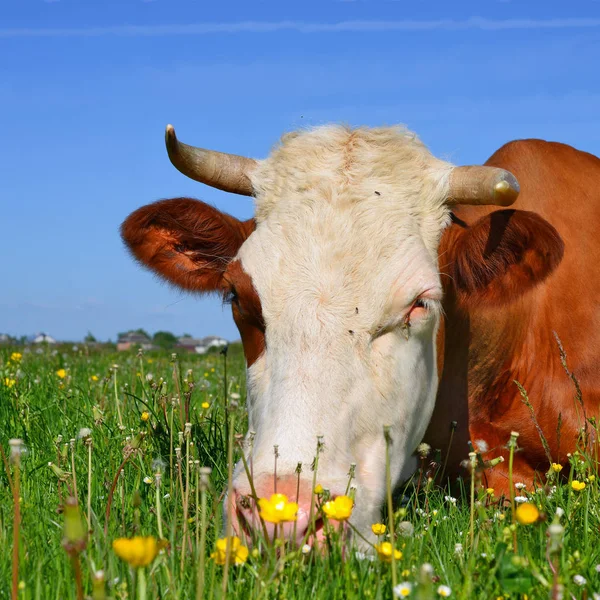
[232,125,454,538]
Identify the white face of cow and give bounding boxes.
[231,126,453,537]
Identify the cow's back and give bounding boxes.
[430,139,600,489]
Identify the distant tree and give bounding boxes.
[117,328,151,339]
[181,333,193,338]
[152,331,178,350]
[84,331,97,343]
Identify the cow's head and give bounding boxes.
[121,125,562,543]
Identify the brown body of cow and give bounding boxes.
[428,138,600,491]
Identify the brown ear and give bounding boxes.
[121,198,254,293]
[441,209,564,306]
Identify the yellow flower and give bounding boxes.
[371,523,387,536]
[322,495,354,521]
[10,352,22,362]
[486,488,494,495]
[204,372,209,378]
[589,475,596,482]
[515,502,539,525]
[141,411,150,422]
[112,536,159,567]
[572,480,586,491]
[401,569,411,577]
[91,375,99,382]
[56,369,67,379]
[551,463,563,473]
[374,541,402,563]
[147,359,154,364]
[201,402,210,409]
[258,494,298,524]
[211,367,215,373]
[4,378,16,388]
[314,484,324,495]
[211,536,248,565]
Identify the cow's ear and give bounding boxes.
[441,209,564,306]
[121,198,254,293]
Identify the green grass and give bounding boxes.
[1,345,599,599]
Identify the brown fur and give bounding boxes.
[428,139,600,491]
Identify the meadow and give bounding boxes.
[0,344,599,599]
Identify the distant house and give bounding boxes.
[176,335,228,354]
[117,332,153,352]
[0,334,10,345]
[30,332,57,344]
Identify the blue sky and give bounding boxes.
[2,0,600,342]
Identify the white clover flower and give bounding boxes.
[444,495,457,504]
[515,482,526,490]
[393,582,412,598]
[573,574,586,586]
[230,392,241,400]
[515,496,528,503]
[301,544,311,555]
[555,507,565,518]
[437,584,452,597]
[143,476,152,484]
[454,543,463,556]
[595,564,600,573]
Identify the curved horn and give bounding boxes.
[448,166,520,207]
[165,125,257,196]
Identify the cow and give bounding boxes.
[121,123,600,544]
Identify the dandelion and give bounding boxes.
[398,521,414,537]
[393,582,412,597]
[374,542,402,563]
[203,372,209,378]
[4,377,16,388]
[78,428,92,440]
[573,574,586,586]
[201,402,210,409]
[372,523,387,536]
[56,368,67,379]
[140,411,150,422]
[10,352,22,362]
[572,481,586,491]
[91,375,99,382]
[112,536,158,567]
[211,536,248,565]
[417,443,431,457]
[486,488,494,495]
[437,585,452,597]
[515,502,539,525]
[322,495,354,521]
[258,494,298,524]
[551,463,563,472]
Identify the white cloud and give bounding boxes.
[1,17,600,37]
